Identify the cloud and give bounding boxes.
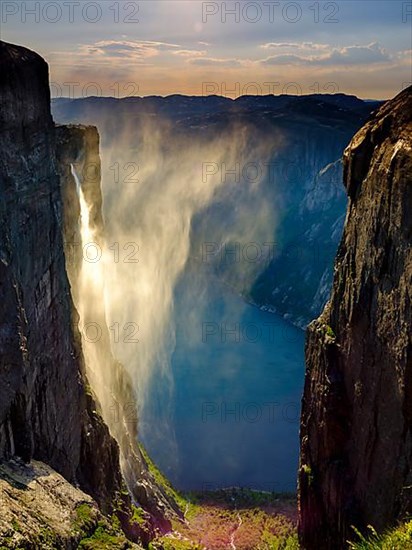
[260,42,331,51]
[187,57,244,67]
[261,54,305,65]
[261,42,391,66]
[260,42,301,50]
[173,49,207,57]
[325,43,390,65]
[82,40,181,60]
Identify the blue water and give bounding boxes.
[142,270,305,493]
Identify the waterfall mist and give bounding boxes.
[72,116,282,478]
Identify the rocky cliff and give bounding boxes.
[0,39,123,512]
[0,39,179,547]
[298,86,412,548]
[250,156,347,328]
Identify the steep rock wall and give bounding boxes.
[251,157,347,327]
[0,39,123,514]
[298,86,412,548]
[0,39,182,541]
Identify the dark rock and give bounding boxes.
[0,38,183,541]
[0,38,123,514]
[298,86,412,548]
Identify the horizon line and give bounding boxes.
[51,92,387,102]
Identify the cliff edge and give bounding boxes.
[0,39,178,547]
[299,86,412,548]
[0,39,122,507]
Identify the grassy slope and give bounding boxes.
[348,520,412,549]
[149,516,412,549]
[149,488,298,550]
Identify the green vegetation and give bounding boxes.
[78,522,131,549]
[72,502,97,536]
[154,489,298,550]
[258,530,300,549]
[187,487,295,509]
[138,423,298,549]
[325,324,336,339]
[76,503,95,524]
[38,527,58,547]
[11,518,21,532]
[348,520,412,549]
[139,443,187,511]
[149,538,202,550]
[72,502,133,549]
[131,505,147,526]
[301,464,314,487]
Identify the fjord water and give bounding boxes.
[141,266,305,493]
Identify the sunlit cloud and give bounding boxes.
[187,57,245,67]
[261,42,391,67]
[80,39,181,59]
[173,49,207,57]
[261,42,299,49]
[2,0,410,98]
[261,42,331,51]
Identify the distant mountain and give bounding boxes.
[52,94,383,327]
[52,93,379,123]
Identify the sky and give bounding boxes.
[2,0,412,99]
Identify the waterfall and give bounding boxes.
[69,118,281,484]
[70,164,120,439]
[69,163,157,509]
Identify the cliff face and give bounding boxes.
[0,40,123,513]
[0,40,181,545]
[251,155,347,328]
[299,86,412,548]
